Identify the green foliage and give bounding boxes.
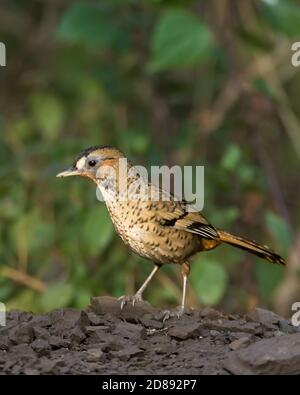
[150,9,213,71]
[81,205,114,255]
[57,3,126,49]
[10,209,55,257]
[30,94,65,141]
[6,290,38,312]
[40,283,73,311]
[191,258,228,306]
[261,0,300,37]
[221,144,241,171]
[254,211,290,300]
[255,262,284,301]
[265,211,292,254]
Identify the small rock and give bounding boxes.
[50,309,89,334]
[0,336,9,350]
[273,330,285,337]
[70,327,86,344]
[229,337,251,351]
[86,325,110,334]
[29,315,51,327]
[246,308,282,328]
[90,296,155,322]
[204,319,261,335]
[279,320,297,334]
[111,346,144,361]
[86,348,104,362]
[9,323,34,345]
[263,330,277,338]
[49,336,71,349]
[3,359,17,371]
[113,321,146,340]
[87,312,104,326]
[11,311,33,322]
[11,343,35,356]
[85,362,103,373]
[200,307,221,320]
[31,339,50,355]
[154,343,178,355]
[33,326,50,340]
[140,314,164,330]
[59,366,70,374]
[6,311,23,322]
[168,323,202,340]
[102,340,124,353]
[223,333,300,375]
[210,330,221,337]
[228,332,253,341]
[38,357,58,373]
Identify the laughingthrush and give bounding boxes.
[57,146,285,316]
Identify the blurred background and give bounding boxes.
[0,0,299,317]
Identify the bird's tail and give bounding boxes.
[218,230,286,265]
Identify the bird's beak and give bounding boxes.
[56,167,81,178]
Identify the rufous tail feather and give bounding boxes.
[218,230,286,265]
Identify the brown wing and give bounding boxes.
[155,200,219,240]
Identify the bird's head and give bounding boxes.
[56,146,126,183]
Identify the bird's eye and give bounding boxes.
[88,159,97,167]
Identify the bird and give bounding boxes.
[57,145,286,317]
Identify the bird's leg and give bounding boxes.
[163,261,190,321]
[180,261,190,313]
[134,264,161,301]
[119,264,161,309]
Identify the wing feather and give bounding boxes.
[157,201,218,240]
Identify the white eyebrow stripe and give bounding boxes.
[76,156,86,169]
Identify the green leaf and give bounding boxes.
[39,283,73,311]
[261,0,300,37]
[118,129,150,155]
[221,144,241,171]
[30,94,64,141]
[209,206,239,229]
[9,118,33,141]
[6,290,39,312]
[191,259,228,306]
[255,261,284,300]
[74,288,92,309]
[265,211,292,253]
[10,209,55,257]
[0,279,14,301]
[57,3,125,49]
[81,204,114,255]
[149,9,213,71]
[238,164,256,184]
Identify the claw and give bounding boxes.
[118,295,126,310]
[118,294,143,310]
[162,306,186,322]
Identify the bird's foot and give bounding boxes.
[162,305,187,322]
[118,293,144,310]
